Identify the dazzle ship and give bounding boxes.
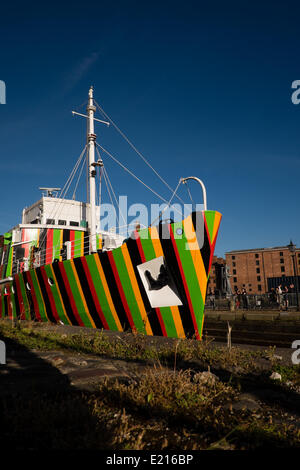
[0,88,221,339]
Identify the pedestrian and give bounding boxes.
[208,289,216,310]
[236,289,242,309]
[270,288,277,305]
[276,284,283,310]
[241,287,249,310]
[283,285,289,311]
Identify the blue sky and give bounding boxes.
[0,0,299,257]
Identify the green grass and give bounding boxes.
[1,319,300,450]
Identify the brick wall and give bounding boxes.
[225,247,300,294]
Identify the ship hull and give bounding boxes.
[0,210,221,339]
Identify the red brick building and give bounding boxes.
[207,255,226,295]
[225,245,300,294]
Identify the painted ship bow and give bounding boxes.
[0,88,222,340]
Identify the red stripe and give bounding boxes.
[6,285,12,318]
[203,212,221,274]
[45,229,53,264]
[107,250,136,331]
[40,266,60,322]
[15,276,26,320]
[203,212,214,272]
[57,262,84,326]
[81,256,109,329]
[134,231,168,337]
[25,273,42,321]
[169,225,200,340]
[70,231,75,259]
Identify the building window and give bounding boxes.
[232,255,235,260]
[258,285,262,291]
[256,268,260,274]
[58,220,66,226]
[255,253,259,258]
[257,276,261,281]
[46,219,55,225]
[280,258,284,264]
[233,269,236,275]
[242,284,245,287]
[70,221,79,227]
[232,262,236,267]
[249,288,252,292]
[256,260,260,265]
[281,266,285,272]
[298,253,300,258]
[280,252,283,257]
[233,277,237,283]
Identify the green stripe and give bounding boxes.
[6,246,13,277]
[62,260,93,328]
[85,255,118,330]
[18,275,31,320]
[204,211,216,242]
[30,270,48,321]
[112,248,146,333]
[43,264,70,325]
[139,235,178,338]
[52,229,62,260]
[74,231,83,258]
[172,221,205,334]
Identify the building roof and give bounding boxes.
[226,245,300,254]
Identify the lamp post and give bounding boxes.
[288,240,299,311]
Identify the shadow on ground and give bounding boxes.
[0,332,116,450]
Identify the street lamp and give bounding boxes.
[288,240,299,311]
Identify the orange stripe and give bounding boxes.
[121,244,153,336]
[69,259,96,328]
[212,212,222,244]
[148,226,185,339]
[93,254,123,332]
[183,216,208,303]
[49,264,71,325]
[32,269,48,321]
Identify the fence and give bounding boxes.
[205,293,300,311]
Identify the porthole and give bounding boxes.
[26,282,31,291]
[48,277,54,286]
[176,228,183,236]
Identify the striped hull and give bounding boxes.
[0,210,221,339]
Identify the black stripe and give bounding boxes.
[159,223,195,337]
[52,261,79,326]
[3,288,8,317]
[192,211,211,275]
[35,267,56,323]
[22,272,35,321]
[84,233,89,256]
[12,278,20,319]
[125,237,163,336]
[63,229,70,244]
[73,257,104,329]
[98,251,131,332]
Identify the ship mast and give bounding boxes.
[87,86,97,253]
[72,87,109,254]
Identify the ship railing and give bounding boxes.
[10,231,125,273]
